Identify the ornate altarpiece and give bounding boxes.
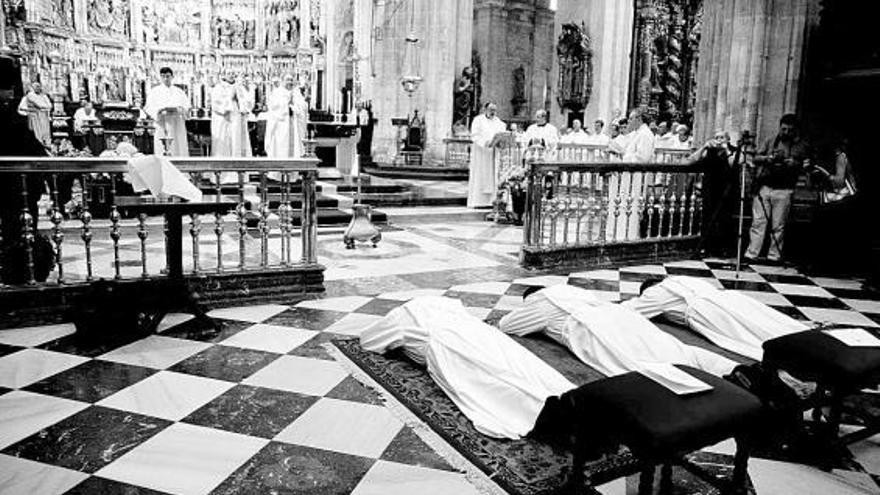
[556,22,593,113]
[629,0,702,125]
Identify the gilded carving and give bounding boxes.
[141,0,201,45]
[88,0,129,38]
[265,0,300,49]
[556,22,593,112]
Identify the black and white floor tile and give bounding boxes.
[2,218,880,494]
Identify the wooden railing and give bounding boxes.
[521,160,704,268]
[0,157,322,291]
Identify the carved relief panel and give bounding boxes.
[141,0,201,46]
[27,0,75,31]
[265,0,300,49]
[87,0,129,38]
[629,0,702,125]
[556,22,593,112]
[212,0,257,50]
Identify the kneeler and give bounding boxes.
[763,328,880,450]
[536,366,762,495]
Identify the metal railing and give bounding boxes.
[522,160,704,262]
[0,157,322,288]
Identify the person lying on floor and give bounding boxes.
[502,284,813,401]
[498,284,739,379]
[621,276,811,361]
[360,295,576,440]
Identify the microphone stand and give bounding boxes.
[734,149,748,279]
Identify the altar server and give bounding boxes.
[622,276,811,361]
[144,67,190,156]
[467,102,507,208]
[264,76,292,158]
[499,285,738,379]
[289,83,308,158]
[17,81,52,146]
[233,75,255,157]
[210,73,236,157]
[559,119,590,145]
[523,109,559,151]
[361,296,575,439]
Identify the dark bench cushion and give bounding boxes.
[557,366,762,460]
[763,329,880,389]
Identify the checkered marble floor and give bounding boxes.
[3,218,880,494]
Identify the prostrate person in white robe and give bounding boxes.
[361,296,575,440]
[264,76,292,158]
[621,276,811,361]
[210,74,236,157]
[289,83,308,159]
[145,67,190,156]
[467,102,507,208]
[499,285,738,381]
[17,81,52,146]
[522,109,559,154]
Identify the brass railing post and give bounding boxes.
[300,169,318,264]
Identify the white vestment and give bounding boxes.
[361,296,575,439]
[233,84,255,157]
[605,124,654,241]
[210,81,236,157]
[499,288,737,382]
[523,123,560,151]
[621,276,811,361]
[655,133,677,149]
[264,87,291,158]
[588,133,611,147]
[467,114,507,208]
[145,84,190,156]
[72,108,98,133]
[289,88,308,159]
[560,129,591,145]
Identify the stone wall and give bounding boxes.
[473,0,554,125]
[362,0,473,165]
[693,0,821,144]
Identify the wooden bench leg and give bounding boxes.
[638,466,655,495]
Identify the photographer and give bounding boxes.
[687,131,738,256]
[745,114,809,262]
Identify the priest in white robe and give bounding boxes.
[622,276,811,361]
[523,109,560,155]
[289,84,309,159]
[210,74,236,157]
[559,119,590,145]
[467,102,507,208]
[17,81,52,146]
[264,77,292,158]
[361,296,575,440]
[144,67,190,156]
[499,285,738,381]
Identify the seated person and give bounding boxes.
[360,296,576,440]
[499,285,738,379]
[621,276,810,361]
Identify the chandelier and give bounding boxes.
[400,2,421,96]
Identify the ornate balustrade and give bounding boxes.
[0,157,324,318]
[520,160,704,268]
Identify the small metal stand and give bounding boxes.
[343,164,381,249]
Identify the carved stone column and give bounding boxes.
[693,0,820,143]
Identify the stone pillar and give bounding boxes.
[366,0,471,165]
[552,0,634,128]
[324,1,338,112]
[693,0,820,143]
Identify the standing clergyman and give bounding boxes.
[144,67,190,156]
[467,102,507,208]
[17,81,52,146]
